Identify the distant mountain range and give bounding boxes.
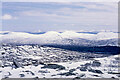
[0,31,119,46]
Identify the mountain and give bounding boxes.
[0,31,119,46]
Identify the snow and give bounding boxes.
[0,54,119,79]
[95,32,118,40]
[0,30,119,79]
[0,31,119,46]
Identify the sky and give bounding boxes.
[1,2,118,32]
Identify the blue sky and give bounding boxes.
[2,2,118,32]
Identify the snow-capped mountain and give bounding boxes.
[0,31,119,46]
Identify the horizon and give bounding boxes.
[0,29,119,33]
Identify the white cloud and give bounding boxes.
[13,2,118,31]
[2,14,17,20]
[20,3,117,26]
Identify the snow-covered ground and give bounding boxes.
[0,54,119,79]
[0,31,119,79]
[0,44,119,79]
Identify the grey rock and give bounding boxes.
[19,74,25,77]
[88,69,103,74]
[58,72,76,76]
[92,60,101,67]
[38,70,49,73]
[69,69,76,72]
[41,64,65,70]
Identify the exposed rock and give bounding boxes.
[108,72,120,74]
[39,62,45,65]
[92,74,100,77]
[38,70,50,73]
[32,60,39,66]
[1,52,5,55]
[77,74,85,78]
[12,59,22,68]
[115,57,120,60]
[69,69,76,72]
[84,63,91,67]
[92,60,101,67]
[58,72,76,76]
[111,77,115,79]
[19,74,25,77]
[41,64,65,70]
[79,66,87,71]
[78,63,91,71]
[24,70,35,75]
[88,69,103,74]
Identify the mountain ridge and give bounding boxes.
[0,31,119,46]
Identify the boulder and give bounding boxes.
[41,64,65,70]
[88,69,103,74]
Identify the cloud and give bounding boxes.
[2,14,17,20]
[2,2,118,31]
[16,2,117,32]
[19,3,117,25]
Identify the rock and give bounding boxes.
[88,69,103,74]
[32,60,39,66]
[58,72,76,76]
[41,64,65,70]
[1,52,5,55]
[51,74,56,76]
[111,77,115,79]
[78,74,85,78]
[74,77,81,79]
[92,74,100,77]
[24,70,35,75]
[12,59,22,68]
[30,71,35,75]
[19,74,25,77]
[84,63,91,67]
[115,57,120,60]
[92,60,101,67]
[69,69,76,72]
[39,62,45,65]
[34,76,39,79]
[68,56,73,60]
[78,63,89,71]
[4,76,9,79]
[117,74,120,77]
[108,72,120,74]
[8,72,12,76]
[38,70,49,73]
[79,66,87,71]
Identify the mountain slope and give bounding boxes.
[0,31,119,46]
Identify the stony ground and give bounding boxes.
[0,44,119,79]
